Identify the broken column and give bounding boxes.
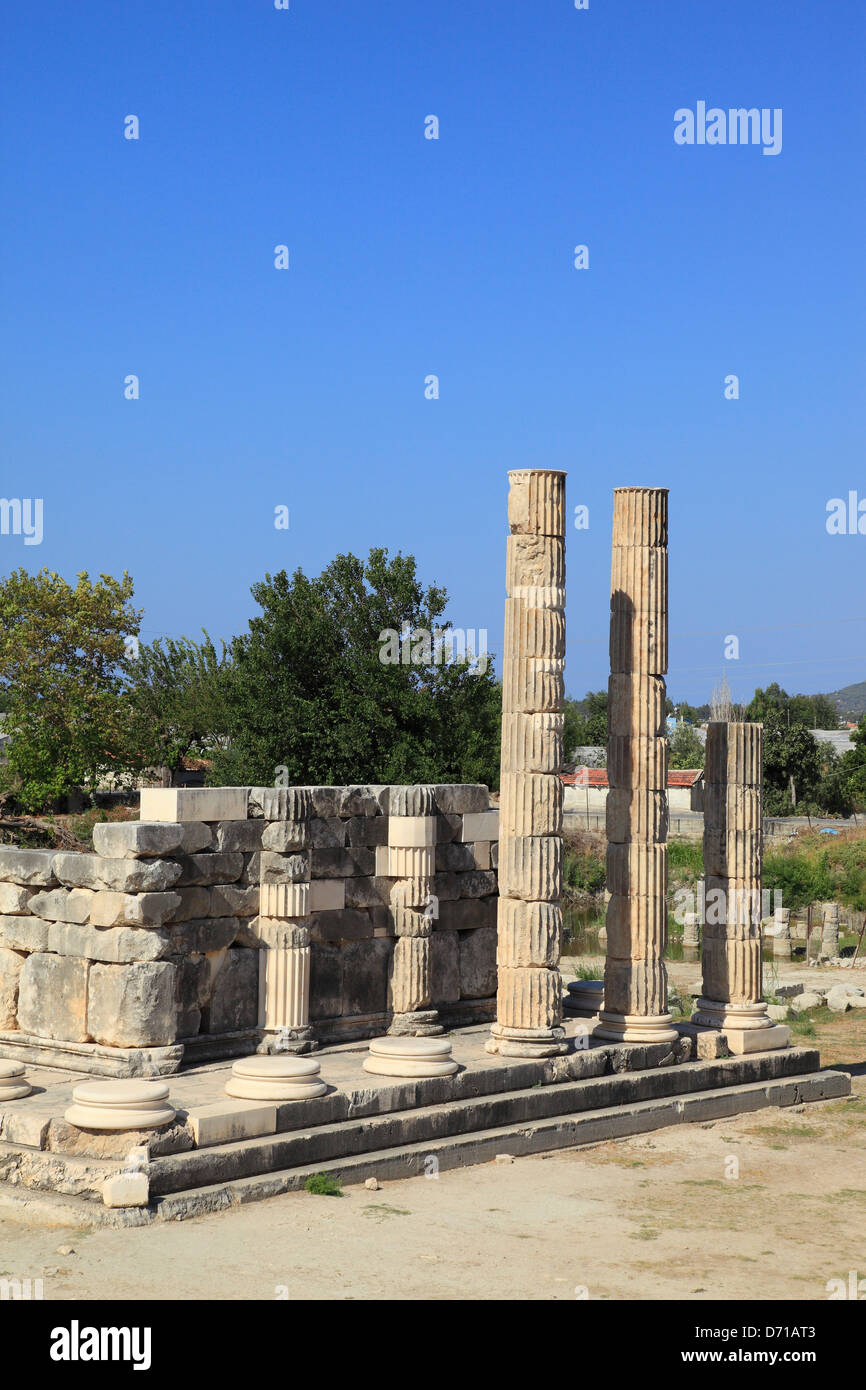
[488,469,567,1058]
[693,723,788,1051]
[772,905,792,958]
[387,785,442,1036]
[255,788,315,1053]
[822,902,840,956]
[596,487,678,1044]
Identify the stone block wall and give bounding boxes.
[0,785,499,1074]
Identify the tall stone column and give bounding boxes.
[387,785,442,1036]
[596,487,678,1044]
[255,788,316,1054]
[693,723,774,1034]
[488,469,567,1058]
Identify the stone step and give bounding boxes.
[147,1047,828,1197]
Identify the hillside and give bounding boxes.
[826,681,866,719]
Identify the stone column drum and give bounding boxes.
[387,785,442,1036]
[693,723,779,1042]
[487,469,567,1058]
[596,487,678,1044]
[255,788,316,1054]
[822,901,840,956]
[772,905,792,959]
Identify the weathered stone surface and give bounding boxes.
[501,656,564,715]
[308,817,347,849]
[0,883,34,915]
[608,673,666,739]
[26,887,94,924]
[388,845,435,879]
[92,821,185,859]
[89,891,181,928]
[53,853,183,893]
[259,852,311,884]
[458,870,498,900]
[87,962,177,1046]
[174,954,210,1037]
[339,786,381,818]
[340,938,391,1016]
[203,949,258,1034]
[499,771,562,838]
[259,882,310,918]
[168,918,240,955]
[309,943,343,1020]
[387,815,436,848]
[507,469,566,537]
[389,936,432,1013]
[310,908,375,941]
[500,712,563,774]
[435,842,475,873]
[310,847,374,879]
[260,821,308,852]
[431,785,490,815]
[498,836,561,902]
[178,822,214,853]
[169,885,216,922]
[173,852,244,887]
[344,876,392,910]
[214,820,265,853]
[496,899,561,967]
[432,871,460,902]
[506,533,564,592]
[209,884,259,918]
[345,815,389,848]
[139,786,249,822]
[607,734,667,791]
[248,787,312,821]
[0,848,58,887]
[437,896,497,932]
[458,927,497,998]
[0,914,50,952]
[47,921,170,963]
[606,789,668,843]
[17,954,90,1041]
[0,947,25,1028]
[430,929,460,1004]
[496,965,561,1029]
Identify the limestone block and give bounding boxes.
[506,533,564,593]
[254,918,310,950]
[65,1079,175,1131]
[611,486,667,549]
[436,842,475,872]
[345,814,389,848]
[606,842,667,899]
[390,936,432,1013]
[173,852,244,887]
[178,823,214,853]
[607,672,666,739]
[375,845,392,876]
[458,926,496,998]
[0,1060,31,1100]
[390,877,435,916]
[723,1024,790,1055]
[701,785,762,838]
[47,921,170,964]
[210,884,260,918]
[606,789,668,843]
[309,817,347,849]
[338,786,381,818]
[607,735,667,791]
[432,871,460,902]
[17,953,89,1040]
[103,1172,150,1207]
[169,885,215,921]
[260,882,310,919]
[53,853,183,893]
[604,894,667,957]
[458,809,500,842]
[387,785,437,817]
[0,947,25,1028]
[206,948,259,1033]
[310,847,374,879]
[703,829,762,880]
[609,594,668,679]
[499,772,562,837]
[257,939,310,1031]
[388,845,436,879]
[471,842,491,870]
[498,836,561,902]
[704,721,763,789]
[26,887,93,924]
[248,787,313,821]
[0,914,49,952]
[457,870,498,899]
[437,896,497,931]
[260,820,308,853]
[310,907,375,942]
[214,820,266,853]
[501,712,563,774]
[309,879,346,912]
[363,1035,458,1077]
[430,785,491,815]
[225,1056,326,1102]
[87,961,177,1046]
[344,876,392,909]
[502,657,565,715]
[341,938,391,1015]
[505,599,566,661]
[506,469,566,538]
[89,891,181,928]
[259,852,311,885]
[139,787,249,823]
[310,944,343,1020]
[387,816,436,848]
[0,847,58,887]
[496,899,561,967]
[169,917,240,954]
[0,883,34,915]
[92,822,185,859]
[496,965,560,1030]
[600,956,670,1023]
[430,930,460,1003]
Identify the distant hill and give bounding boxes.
[825,681,866,719]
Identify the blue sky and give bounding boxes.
[2,0,864,706]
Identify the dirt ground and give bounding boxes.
[2,1004,864,1302]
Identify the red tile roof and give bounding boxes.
[561,768,702,788]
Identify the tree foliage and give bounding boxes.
[122,633,232,783]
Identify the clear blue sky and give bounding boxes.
[2,1,864,706]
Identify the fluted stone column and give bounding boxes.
[693,724,778,1040]
[255,788,316,1054]
[488,469,567,1058]
[387,785,442,1036]
[596,487,677,1044]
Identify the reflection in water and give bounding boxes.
[562,905,778,963]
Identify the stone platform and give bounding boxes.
[0,1021,849,1225]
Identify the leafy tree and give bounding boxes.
[841,717,866,811]
[668,721,705,769]
[563,690,607,759]
[0,568,141,811]
[121,633,232,784]
[209,549,501,788]
[762,719,823,813]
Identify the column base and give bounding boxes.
[563,980,603,1017]
[485,1023,567,1057]
[691,999,772,1031]
[256,1026,318,1055]
[387,1009,444,1037]
[594,1012,679,1044]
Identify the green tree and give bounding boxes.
[209,549,501,788]
[841,717,866,811]
[122,633,232,784]
[667,722,705,769]
[762,719,823,813]
[0,568,141,811]
[563,690,607,760]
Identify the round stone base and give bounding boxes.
[226,1055,327,1100]
[485,1023,567,1057]
[0,1061,31,1101]
[64,1080,176,1132]
[387,1010,444,1037]
[363,1036,458,1078]
[564,980,604,1014]
[691,999,773,1031]
[594,1012,680,1044]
